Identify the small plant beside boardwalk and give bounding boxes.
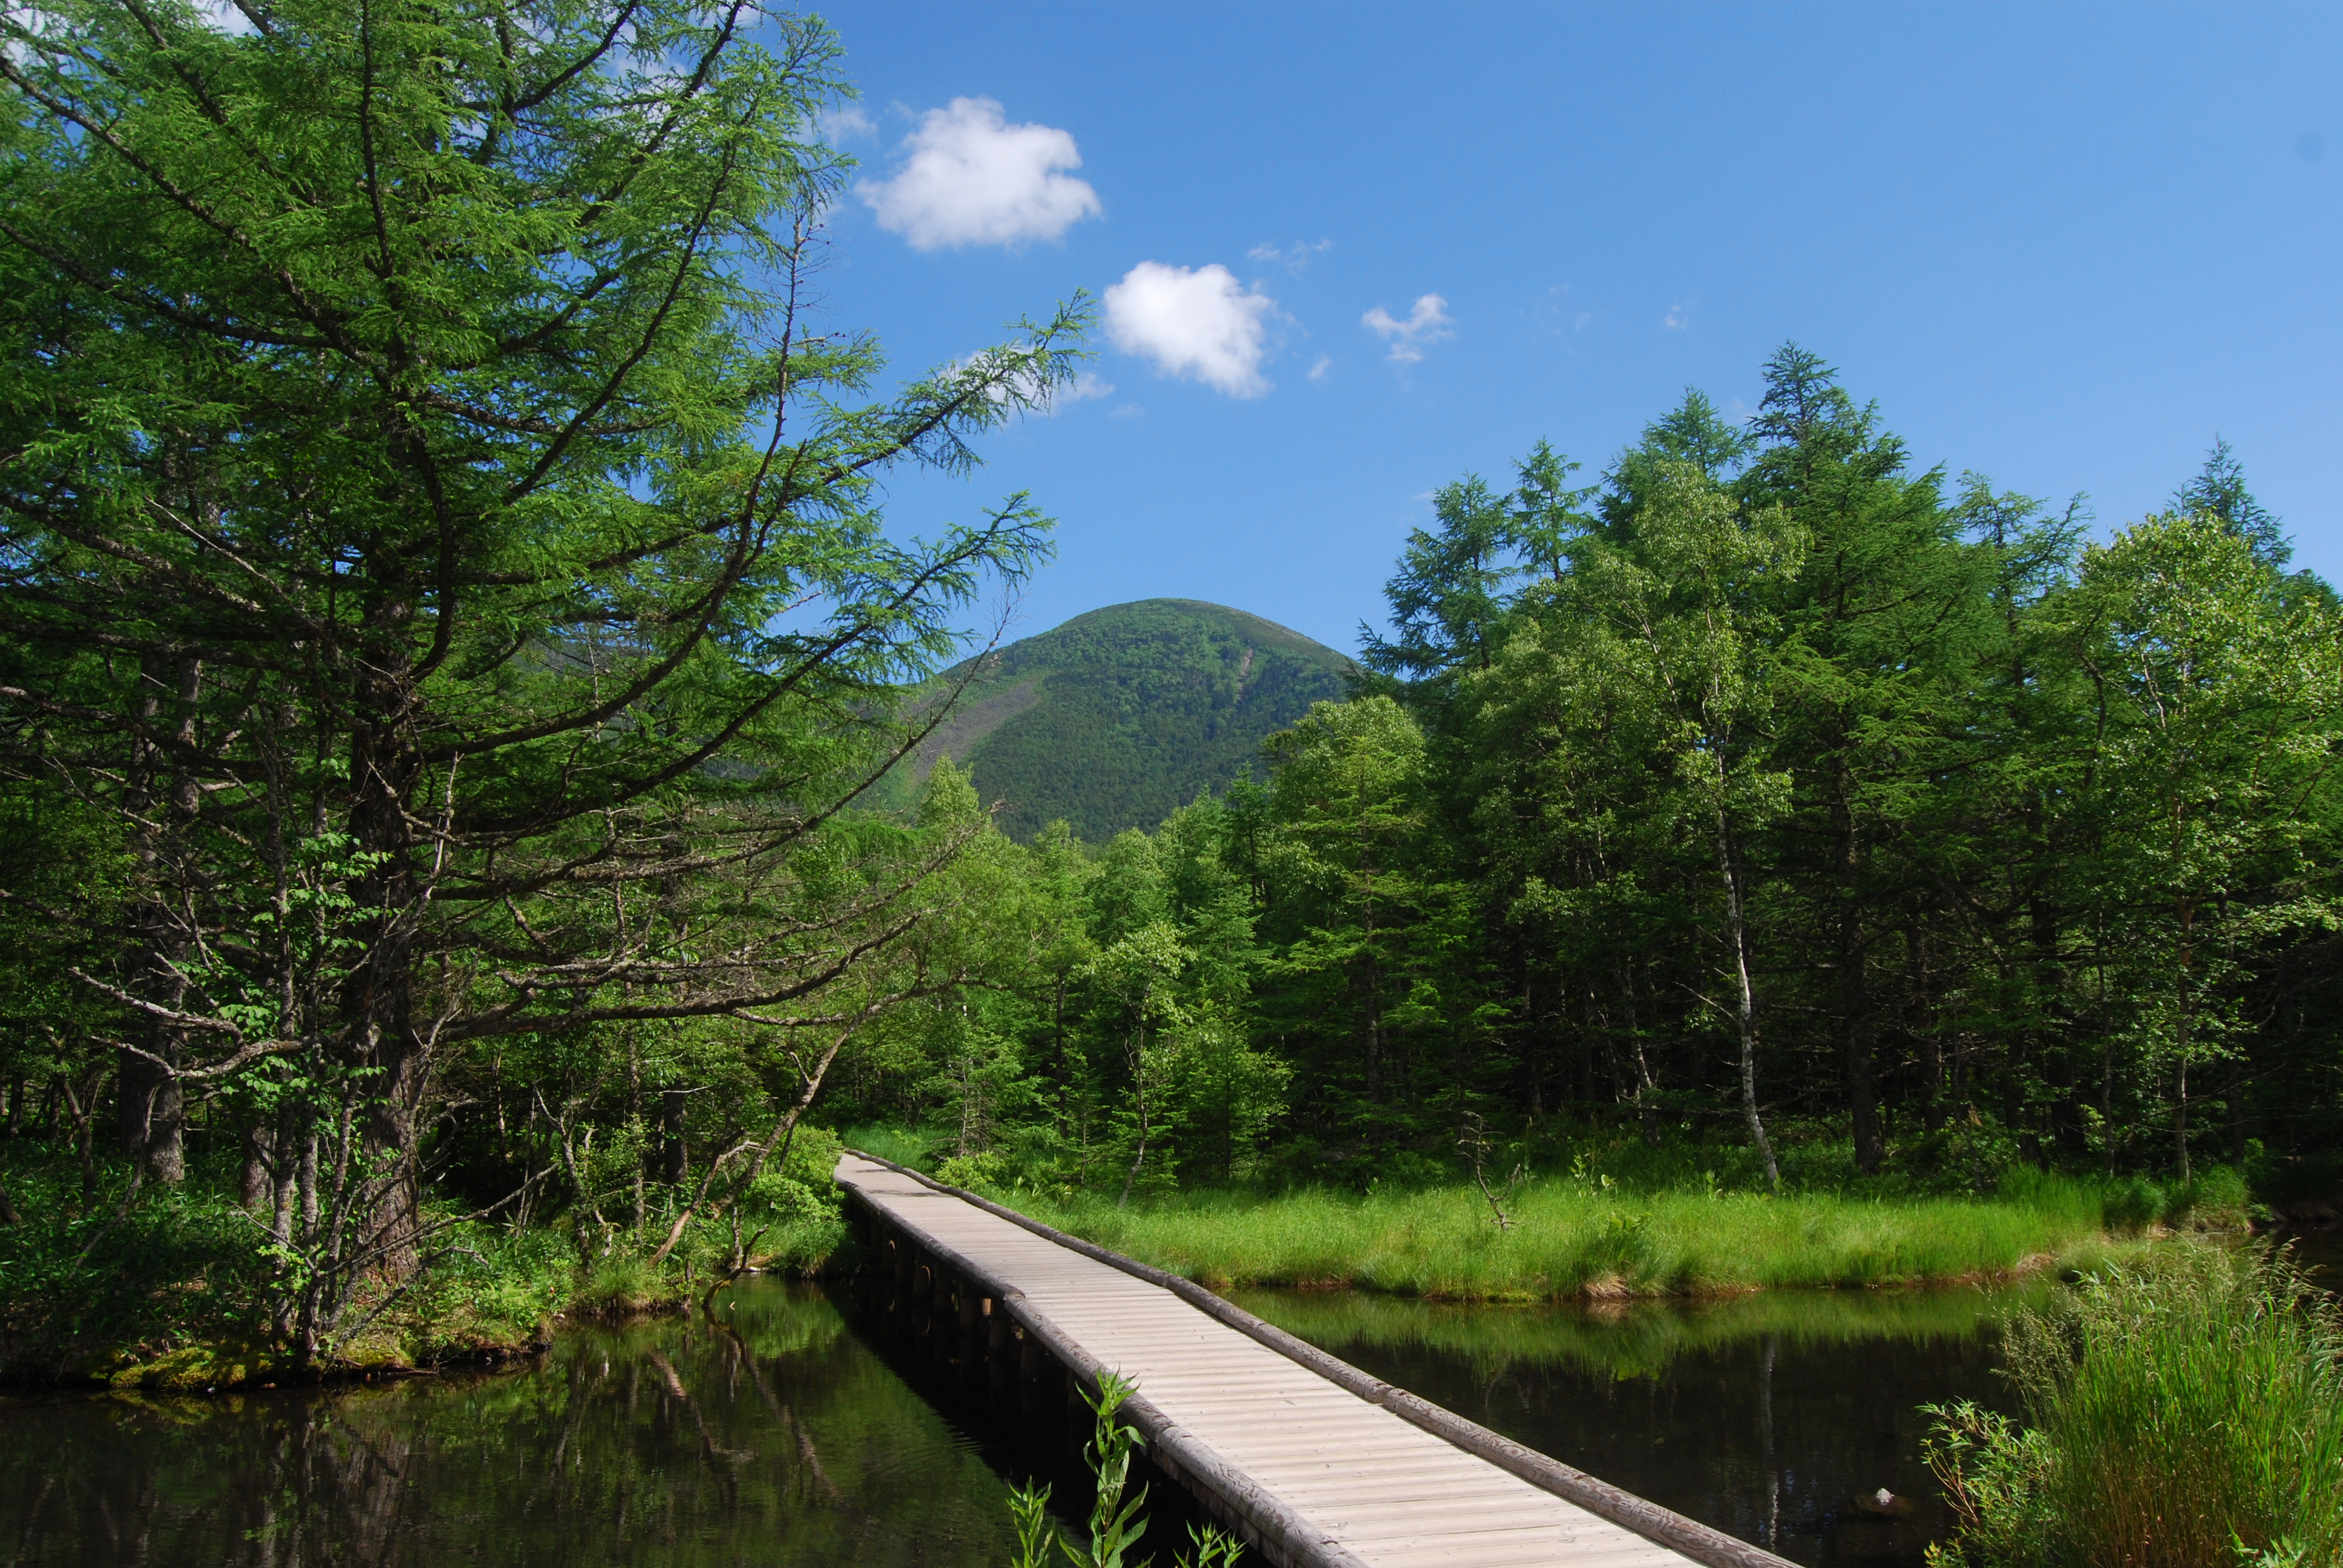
[1923,1244,2343,1568]
[1009,1371,1243,1568]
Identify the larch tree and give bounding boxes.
[0,0,1083,1336]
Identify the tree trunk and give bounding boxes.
[1838,790,1881,1175]
[119,651,200,1184]
[241,1122,276,1213]
[1523,978,1544,1119]
[342,602,426,1272]
[663,1088,690,1186]
[2227,1055,2250,1169]
[1120,1025,1151,1209]
[1843,916,1880,1174]
[1717,809,1780,1192]
[1623,964,1659,1147]
[2173,900,2194,1186]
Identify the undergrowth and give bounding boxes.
[0,1130,848,1388]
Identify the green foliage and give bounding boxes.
[0,0,1088,1372]
[1924,1244,2343,1568]
[0,1141,277,1381]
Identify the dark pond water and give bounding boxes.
[1234,1283,2048,1568]
[2286,1225,2343,1282]
[0,1281,1059,1568]
[0,1276,2046,1568]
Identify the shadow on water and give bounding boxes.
[1229,1281,2057,1568]
[0,1279,1064,1568]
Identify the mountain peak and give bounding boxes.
[899,599,1354,840]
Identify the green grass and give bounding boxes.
[1228,1277,2054,1381]
[1925,1242,2343,1568]
[1000,1168,2124,1299]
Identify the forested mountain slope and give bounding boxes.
[883,599,1355,840]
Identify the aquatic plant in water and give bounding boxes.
[1008,1370,1243,1568]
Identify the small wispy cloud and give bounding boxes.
[817,104,876,144]
[1248,239,1334,275]
[1362,293,1455,362]
[1663,298,1695,331]
[1052,371,1116,410]
[1308,355,1332,382]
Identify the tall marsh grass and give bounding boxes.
[1231,1276,2049,1381]
[1009,1167,2117,1299]
[1924,1244,2343,1568]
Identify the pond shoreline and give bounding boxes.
[20,1203,2315,1398]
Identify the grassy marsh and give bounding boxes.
[1926,1243,2343,1568]
[997,1169,2128,1300]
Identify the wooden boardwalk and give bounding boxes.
[836,1152,1794,1568]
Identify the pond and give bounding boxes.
[0,1275,2047,1568]
[0,1282,1045,1568]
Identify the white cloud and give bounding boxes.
[857,97,1101,250]
[1104,262,1276,398]
[1055,371,1116,409]
[817,104,876,144]
[1663,299,1694,330]
[1362,293,1454,363]
[951,354,1112,414]
[1308,355,1332,381]
[1248,239,1333,274]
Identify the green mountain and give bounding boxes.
[886,599,1355,841]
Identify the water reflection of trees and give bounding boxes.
[1,1285,1020,1567]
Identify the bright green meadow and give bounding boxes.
[970,1169,2137,1300]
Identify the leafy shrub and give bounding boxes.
[2100,1175,2166,1234]
[935,1149,1010,1190]
[572,1253,672,1317]
[0,1145,276,1382]
[1904,1112,2025,1194]
[2167,1165,2251,1232]
[777,1123,845,1186]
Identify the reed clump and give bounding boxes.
[1010,1167,2115,1299]
[1924,1243,2343,1568]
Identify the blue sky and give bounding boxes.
[791,1,2339,655]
